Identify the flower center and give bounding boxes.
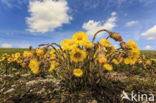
[76,70,81,73]
[68,42,74,46]
[77,36,82,40]
[74,52,81,58]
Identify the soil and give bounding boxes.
[0,71,156,103]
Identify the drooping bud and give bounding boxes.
[29,46,33,50]
[21,63,27,68]
[120,41,128,49]
[110,32,123,41]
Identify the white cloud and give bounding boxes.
[126,20,138,27]
[145,45,151,49]
[82,12,117,37]
[1,43,12,48]
[141,25,156,40]
[26,0,72,33]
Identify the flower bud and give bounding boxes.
[29,46,33,50]
[120,41,128,49]
[111,33,123,41]
[21,63,27,68]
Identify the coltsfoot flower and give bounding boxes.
[72,31,89,45]
[0,57,5,62]
[23,51,33,58]
[61,39,77,50]
[36,49,44,56]
[97,54,107,64]
[112,59,119,65]
[151,59,156,62]
[104,64,113,71]
[73,68,83,77]
[49,64,55,72]
[100,39,111,47]
[82,41,94,48]
[70,48,86,63]
[29,59,40,74]
[127,40,138,49]
[146,60,151,65]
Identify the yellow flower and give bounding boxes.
[36,49,44,56]
[61,39,77,50]
[16,59,23,64]
[104,64,113,71]
[97,54,107,64]
[129,58,137,65]
[2,53,10,57]
[142,55,146,59]
[73,68,83,77]
[70,48,86,63]
[72,31,89,45]
[124,58,130,64]
[127,50,140,63]
[146,60,151,65]
[49,64,55,72]
[112,59,119,65]
[15,53,21,58]
[119,57,123,63]
[151,58,156,62]
[138,58,142,64]
[0,57,5,62]
[82,41,94,48]
[49,61,59,72]
[8,57,15,63]
[23,51,33,58]
[127,40,138,49]
[49,49,56,55]
[100,39,111,47]
[124,58,137,65]
[29,59,40,74]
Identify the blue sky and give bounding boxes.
[0,0,156,50]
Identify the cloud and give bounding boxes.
[1,43,12,48]
[26,0,72,33]
[145,45,151,49]
[126,20,138,27]
[1,0,12,8]
[82,12,117,37]
[141,25,156,40]
[1,0,28,8]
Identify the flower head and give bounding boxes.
[112,59,119,65]
[100,39,111,47]
[70,48,86,63]
[97,54,107,64]
[73,68,83,77]
[82,41,94,49]
[72,31,88,45]
[104,64,113,71]
[127,40,138,49]
[0,57,5,62]
[23,51,33,58]
[61,39,77,50]
[29,59,40,74]
[36,49,44,56]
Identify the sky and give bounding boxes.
[0,0,156,50]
